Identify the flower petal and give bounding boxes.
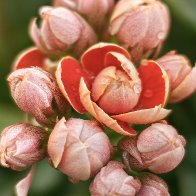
[41,20,67,52]
[15,166,35,196]
[47,117,68,168]
[29,18,47,51]
[112,105,171,124]
[79,77,136,136]
[12,47,46,70]
[104,52,140,82]
[136,60,169,109]
[56,57,87,113]
[81,42,130,77]
[169,66,196,103]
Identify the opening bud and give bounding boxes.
[8,67,69,126]
[119,123,186,174]
[136,173,170,196]
[91,66,142,115]
[157,51,196,103]
[53,0,115,31]
[0,124,48,171]
[29,6,97,57]
[90,161,141,196]
[109,0,170,61]
[48,118,113,182]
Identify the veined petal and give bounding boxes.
[12,47,46,70]
[79,78,136,136]
[81,42,130,77]
[112,105,171,124]
[56,57,87,113]
[135,60,169,109]
[170,66,196,103]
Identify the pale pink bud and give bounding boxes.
[89,161,141,196]
[109,0,170,61]
[53,0,114,30]
[136,173,170,196]
[7,67,68,126]
[91,66,142,114]
[119,123,186,174]
[0,124,48,171]
[48,118,113,182]
[157,51,196,103]
[30,6,97,56]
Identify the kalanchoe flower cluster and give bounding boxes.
[1,0,196,195]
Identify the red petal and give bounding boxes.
[79,78,136,136]
[13,47,46,70]
[81,42,130,77]
[135,60,169,109]
[56,57,89,113]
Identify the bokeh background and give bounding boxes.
[0,0,196,195]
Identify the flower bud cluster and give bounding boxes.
[1,0,195,195]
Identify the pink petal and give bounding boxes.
[12,47,46,70]
[40,20,67,52]
[15,166,35,196]
[112,106,171,124]
[48,7,82,45]
[81,42,130,77]
[29,18,47,51]
[135,60,169,109]
[169,66,196,103]
[104,52,140,82]
[47,117,68,167]
[56,57,88,113]
[79,78,136,136]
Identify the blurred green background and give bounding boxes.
[0,0,196,195]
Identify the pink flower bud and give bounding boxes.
[90,161,141,196]
[29,6,97,56]
[53,0,114,31]
[48,118,113,182]
[0,124,48,171]
[157,51,196,103]
[109,0,170,61]
[119,123,186,174]
[91,66,142,114]
[136,173,170,196]
[7,67,68,126]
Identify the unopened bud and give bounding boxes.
[8,67,68,126]
[53,0,114,31]
[157,51,196,103]
[0,124,48,171]
[109,0,170,61]
[48,118,113,182]
[90,161,141,196]
[119,123,186,174]
[136,173,170,196]
[29,6,97,57]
